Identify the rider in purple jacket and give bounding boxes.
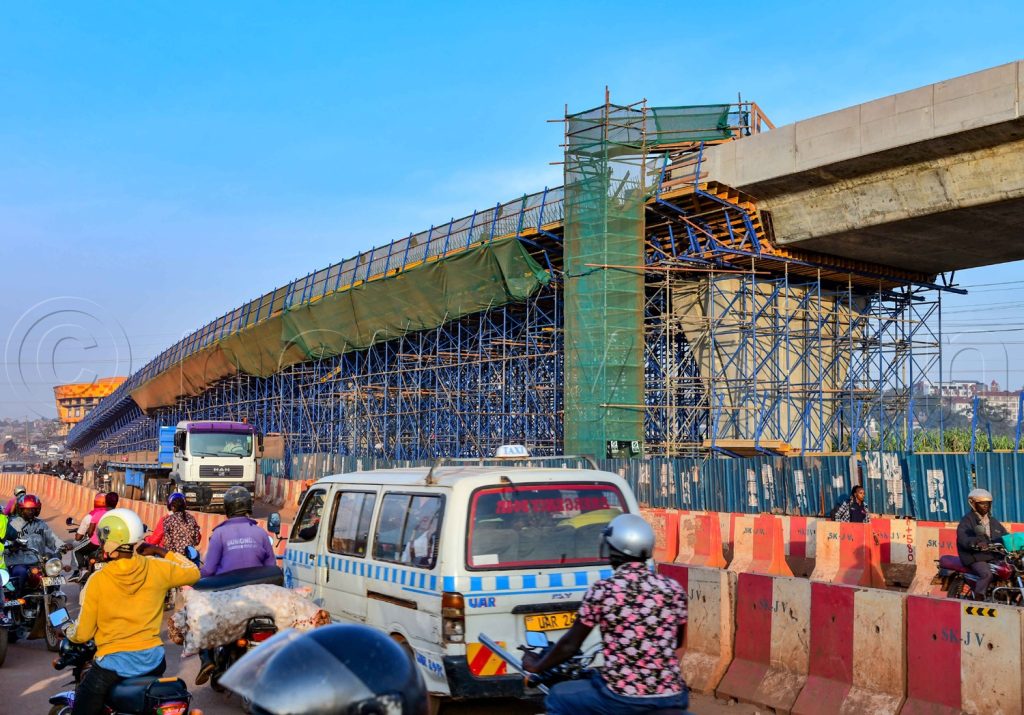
[196,486,276,685]
[200,487,276,577]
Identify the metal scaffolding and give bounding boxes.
[70,98,952,469]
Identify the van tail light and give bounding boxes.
[442,592,465,644]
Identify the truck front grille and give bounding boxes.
[199,464,244,478]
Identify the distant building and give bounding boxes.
[53,377,126,437]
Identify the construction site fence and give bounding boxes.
[275,451,1024,522]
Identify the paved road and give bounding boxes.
[1,504,758,714]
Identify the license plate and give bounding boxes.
[42,576,66,586]
[524,611,576,632]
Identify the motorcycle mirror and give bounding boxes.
[525,631,549,649]
[267,512,281,535]
[48,607,70,629]
[65,517,74,525]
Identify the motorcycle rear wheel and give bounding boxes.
[946,576,967,599]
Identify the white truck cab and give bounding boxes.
[170,420,260,507]
[281,457,640,706]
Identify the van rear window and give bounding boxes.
[468,484,626,569]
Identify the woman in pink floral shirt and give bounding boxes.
[523,513,688,714]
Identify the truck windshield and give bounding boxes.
[189,432,253,457]
[467,483,626,569]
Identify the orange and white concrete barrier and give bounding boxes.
[781,515,817,577]
[726,516,756,573]
[791,582,906,714]
[903,595,1023,714]
[906,526,956,596]
[650,509,680,563]
[687,513,727,569]
[810,522,885,588]
[872,517,917,587]
[716,573,810,712]
[748,515,793,577]
[658,563,735,694]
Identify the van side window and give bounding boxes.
[373,493,443,569]
[291,488,327,543]
[329,491,377,557]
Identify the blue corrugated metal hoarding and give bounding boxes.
[974,453,1024,523]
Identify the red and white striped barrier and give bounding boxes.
[791,582,906,714]
[903,595,1023,714]
[716,573,810,712]
[658,563,735,694]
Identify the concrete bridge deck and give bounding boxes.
[702,60,1024,274]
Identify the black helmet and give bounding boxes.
[220,625,429,715]
[222,486,253,518]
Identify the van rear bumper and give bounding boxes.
[443,656,531,700]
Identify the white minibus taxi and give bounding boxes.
[281,458,640,707]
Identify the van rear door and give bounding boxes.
[459,481,629,675]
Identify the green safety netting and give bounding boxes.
[130,238,549,411]
[562,102,738,457]
[647,105,732,145]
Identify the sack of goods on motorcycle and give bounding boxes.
[168,584,331,654]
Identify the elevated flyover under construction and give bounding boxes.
[68,62,1024,472]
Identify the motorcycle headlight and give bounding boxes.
[44,558,63,577]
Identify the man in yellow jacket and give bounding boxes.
[67,507,199,715]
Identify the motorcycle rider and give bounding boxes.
[523,513,689,714]
[221,624,429,715]
[70,492,113,578]
[6,494,67,594]
[956,487,1009,600]
[66,507,200,715]
[195,485,277,685]
[144,491,201,563]
[2,484,26,516]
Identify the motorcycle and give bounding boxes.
[192,564,284,692]
[164,546,202,612]
[937,543,1024,603]
[0,560,16,667]
[46,607,199,715]
[65,517,104,588]
[479,631,600,695]
[5,538,68,651]
[481,631,688,714]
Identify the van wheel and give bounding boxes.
[391,634,443,715]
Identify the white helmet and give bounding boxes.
[968,488,993,503]
[13,485,25,498]
[96,508,145,554]
[602,513,655,561]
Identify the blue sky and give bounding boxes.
[2,2,1024,417]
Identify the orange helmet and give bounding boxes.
[94,493,107,509]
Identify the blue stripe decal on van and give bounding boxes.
[430,575,437,591]
[548,573,563,588]
[443,576,455,592]
[575,572,588,586]
[496,576,510,590]
[522,575,536,589]
[470,576,483,592]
